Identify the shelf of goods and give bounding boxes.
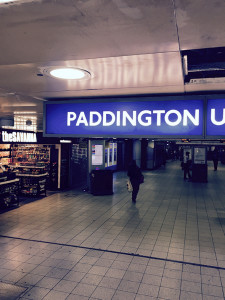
[0,144,11,165]
[11,144,50,174]
[11,144,51,189]
[14,166,48,197]
[0,178,20,208]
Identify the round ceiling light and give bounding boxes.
[48,68,91,80]
[0,0,16,3]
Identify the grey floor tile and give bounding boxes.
[67,295,89,300]
[202,283,224,298]
[158,286,180,300]
[53,279,77,293]
[201,267,220,277]
[94,258,114,268]
[127,262,146,273]
[46,267,69,279]
[0,164,225,300]
[105,268,126,279]
[202,296,225,300]
[2,270,27,283]
[43,290,69,300]
[80,273,103,285]
[202,274,222,286]
[36,276,61,289]
[182,264,200,274]
[72,262,92,273]
[145,266,164,277]
[63,270,86,282]
[138,283,159,297]
[123,270,143,282]
[180,290,203,300]
[91,286,116,300]
[72,282,97,297]
[111,259,130,270]
[118,278,140,293]
[88,265,109,276]
[163,267,182,278]
[99,276,121,289]
[165,261,182,271]
[22,287,50,300]
[112,290,136,300]
[161,277,181,289]
[182,271,202,283]
[17,273,44,287]
[181,280,202,293]
[142,273,162,286]
[0,268,11,279]
[135,295,157,300]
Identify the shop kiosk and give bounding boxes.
[192,147,208,182]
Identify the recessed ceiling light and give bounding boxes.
[41,67,91,80]
[0,0,16,3]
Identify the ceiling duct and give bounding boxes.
[181,47,225,84]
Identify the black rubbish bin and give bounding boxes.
[90,170,113,195]
[192,164,208,182]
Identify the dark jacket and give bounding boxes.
[127,162,142,181]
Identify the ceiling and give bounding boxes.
[0,0,225,131]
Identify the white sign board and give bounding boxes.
[194,147,206,164]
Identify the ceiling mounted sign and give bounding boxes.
[206,98,225,137]
[44,98,204,138]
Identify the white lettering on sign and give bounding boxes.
[2,131,37,143]
[165,110,182,126]
[122,111,136,126]
[67,112,76,126]
[138,110,152,126]
[183,109,199,126]
[90,112,101,126]
[211,108,225,125]
[66,109,200,128]
[153,110,165,126]
[103,111,115,126]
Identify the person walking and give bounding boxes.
[127,160,143,203]
[183,152,192,180]
[212,148,219,171]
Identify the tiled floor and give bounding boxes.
[0,160,225,299]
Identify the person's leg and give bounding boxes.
[184,165,187,179]
[213,160,216,170]
[131,180,139,202]
[132,190,137,202]
[215,160,218,171]
[188,168,192,179]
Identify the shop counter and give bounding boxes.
[0,178,20,207]
[16,173,48,196]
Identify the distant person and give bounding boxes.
[127,160,143,203]
[212,148,219,171]
[183,152,192,181]
[162,150,166,167]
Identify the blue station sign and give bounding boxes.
[44,99,204,137]
[206,99,225,136]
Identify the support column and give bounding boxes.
[133,140,141,168]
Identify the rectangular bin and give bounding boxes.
[90,170,113,195]
[192,164,208,182]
